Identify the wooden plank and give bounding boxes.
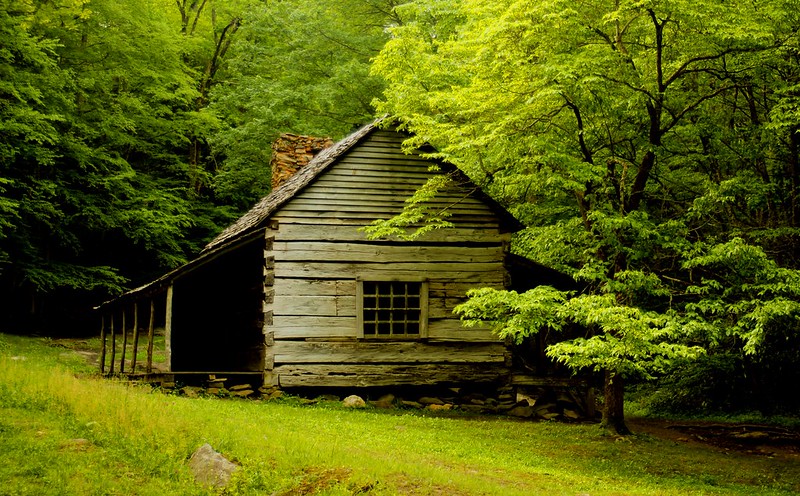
[272,341,506,364]
[340,150,431,162]
[146,299,155,374]
[311,178,425,189]
[511,375,589,387]
[274,279,356,297]
[275,261,505,281]
[293,185,477,201]
[309,178,475,194]
[322,168,432,180]
[427,319,499,342]
[274,210,500,224]
[272,316,357,339]
[429,280,506,295]
[165,285,173,372]
[273,295,356,317]
[278,201,493,217]
[333,159,433,171]
[293,191,487,208]
[275,224,508,243]
[274,363,509,387]
[273,217,501,231]
[273,242,504,264]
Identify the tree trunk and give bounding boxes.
[601,370,631,435]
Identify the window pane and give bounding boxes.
[362,280,424,339]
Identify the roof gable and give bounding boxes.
[204,120,521,253]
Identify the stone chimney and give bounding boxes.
[270,134,334,189]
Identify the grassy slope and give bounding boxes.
[0,333,797,496]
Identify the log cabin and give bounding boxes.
[95,120,573,390]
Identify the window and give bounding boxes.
[357,280,428,339]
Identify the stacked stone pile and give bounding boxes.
[270,134,333,189]
[165,378,597,421]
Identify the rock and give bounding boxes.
[426,403,453,411]
[317,394,341,402]
[533,403,557,417]
[188,443,238,489]
[418,397,445,405]
[181,386,201,398]
[400,400,422,409]
[229,384,252,392]
[61,438,92,451]
[233,389,255,398]
[370,394,395,409]
[299,398,318,405]
[469,399,486,406]
[541,412,560,420]
[267,390,284,400]
[458,404,486,413]
[206,387,221,395]
[516,391,537,406]
[343,395,366,408]
[498,393,514,401]
[564,409,581,420]
[507,406,534,418]
[462,393,487,402]
[734,431,770,440]
[497,402,517,411]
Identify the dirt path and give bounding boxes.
[629,418,800,460]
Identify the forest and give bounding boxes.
[2,0,799,420]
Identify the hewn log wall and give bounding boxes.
[267,130,511,387]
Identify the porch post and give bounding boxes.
[164,284,173,372]
[120,306,127,374]
[131,301,140,373]
[109,313,116,375]
[99,315,106,374]
[146,299,155,374]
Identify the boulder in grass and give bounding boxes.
[342,395,366,408]
[188,443,238,489]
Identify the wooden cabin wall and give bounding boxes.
[170,238,266,372]
[267,130,512,387]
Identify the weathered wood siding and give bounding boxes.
[267,130,511,387]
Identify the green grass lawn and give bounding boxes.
[0,333,797,495]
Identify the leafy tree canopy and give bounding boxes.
[371,0,800,432]
[0,0,395,331]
